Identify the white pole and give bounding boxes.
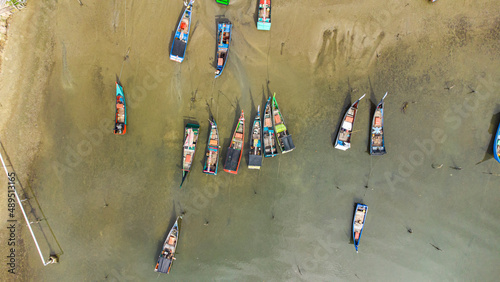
[0,148,49,266]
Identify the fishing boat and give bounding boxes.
[257,0,271,30]
[170,0,195,63]
[248,106,263,169]
[262,97,278,157]
[272,93,295,153]
[215,0,229,5]
[113,82,127,135]
[352,204,368,253]
[224,111,244,174]
[215,21,232,78]
[494,121,500,163]
[154,216,181,274]
[180,123,199,188]
[203,118,220,175]
[335,94,366,150]
[370,92,388,155]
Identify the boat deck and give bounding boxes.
[224,148,241,172]
[171,39,187,58]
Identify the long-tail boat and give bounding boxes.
[262,97,278,157]
[248,106,263,169]
[352,204,368,253]
[257,0,271,30]
[335,94,365,150]
[203,118,220,175]
[114,82,127,135]
[155,216,181,274]
[180,123,199,188]
[215,21,232,78]
[224,111,244,174]
[370,92,388,155]
[494,121,500,163]
[272,93,295,153]
[170,0,195,63]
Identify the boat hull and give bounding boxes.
[257,0,271,30]
[155,216,181,274]
[370,93,387,155]
[169,0,194,63]
[114,82,127,135]
[215,0,229,4]
[272,93,295,153]
[180,123,199,187]
[203,119,219,175]
[352,204,368,253]
[494,121,500,163]
[335,94,365,150]
[215,21,232,78]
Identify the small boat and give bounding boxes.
[370,92,388,155]
[248,106,263,169]
[335,94,366,150]
[170,0,195,63]
[224,110,244,174]
[155,216,181,274]
[215,21,232,78]
[262,97,278,157]
[352,204,368,253]
[257,0,271,30]
[215,0,229,5]
[114,82,127,135]
[180,123,200,188]
[272,93,295,153]
[203,118,220,175]
[494,121,500,163]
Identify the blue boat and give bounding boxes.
[155,216,181,274]
[113,82,127,135]
[352,204,368,253]
[257,0,271,30]
[215,21,232,78]
[203,118,220,175]
[494,121,500,163]
[170,0,194,63]
[262,97,278,157]
[370,92,388,155]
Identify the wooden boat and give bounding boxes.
[494,121,500,163]
[335,94,365,150]
[203,118,220,175]
[215,21,232,78]
[352,204,368,253]
[180,123,199,188]
[262,97,278,157]
[272,93,295,153]
[170,0,194,63]
[155,216,181,274]
[224,111,244,174]
[370,92,388,155]
[215,0,229,5]
[248,106,263,169]
[113,82,127,135]
[257,0,271,30]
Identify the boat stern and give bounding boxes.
[257,22,271,31]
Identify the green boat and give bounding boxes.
[272,93,295,153]
[215,0,229,5]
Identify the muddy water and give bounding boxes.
[2,0,500,280]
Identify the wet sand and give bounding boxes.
[0,0,499,280]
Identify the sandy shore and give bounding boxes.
[0,0,499,280]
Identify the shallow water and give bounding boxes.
[2,0,500,281]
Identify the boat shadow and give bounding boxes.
[253,0,260,29]
[244,89,258,167]
[476,111,500,164]
[221,101,242,171]
[367,77,377,154]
